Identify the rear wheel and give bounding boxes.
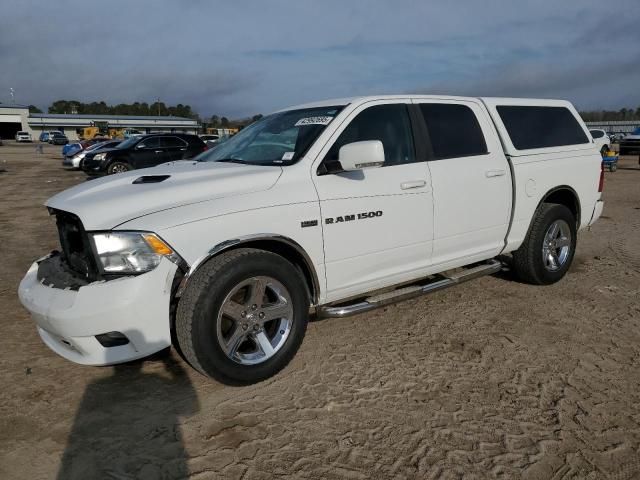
[107,161,132,175]
[176,248,309,384]
[600,145,608,156]
[512,203,577,285]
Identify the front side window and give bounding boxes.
[590,130,604,139]
[197,106,344,166]
[322,104,415,172]
[138,137,161,149]
[419,103,488,160]
[117,136,141,149]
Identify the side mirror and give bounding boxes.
[338,140,385,171]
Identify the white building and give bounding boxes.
[0,104,200,140]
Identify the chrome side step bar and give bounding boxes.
[316,259,503,319]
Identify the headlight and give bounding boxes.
[94,153,107,161]
[91,232,182,274]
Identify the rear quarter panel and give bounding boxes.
[506,149,602,252]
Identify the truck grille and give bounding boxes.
[52,210,101,281]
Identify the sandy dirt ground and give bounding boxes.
[0,142,639,480]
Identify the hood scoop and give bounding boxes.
[132,175,171,184]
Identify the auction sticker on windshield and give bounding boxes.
[295,116,333,126]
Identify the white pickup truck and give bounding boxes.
[19,95,604,384]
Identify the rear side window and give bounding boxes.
[324,104,416,168]
[497,106,589,150]
[161,136,187,148]
[589,129,604,139]
[418,103,487,159]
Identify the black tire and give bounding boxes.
[175,248,309,384]
[600,145,608,156]
[107,161,132,175]
[512,203,577,285]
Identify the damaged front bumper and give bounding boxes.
[18,253,178,365]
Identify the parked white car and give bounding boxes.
[15,131,32,142]
[19,95,604,384]
[589,129,610,155]
[62,140,121,169]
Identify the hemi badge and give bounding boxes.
[301,220,318,228]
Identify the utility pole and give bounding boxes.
[10,88,15,104]
[157,97,161,116]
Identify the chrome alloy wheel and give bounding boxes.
[110,163,129,174]
[216,276,293,365]
[542,219,572,271]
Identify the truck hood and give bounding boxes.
[46,161,283,230]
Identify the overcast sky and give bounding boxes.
[1,0,639,118]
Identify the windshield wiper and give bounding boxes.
[215,158,250,164]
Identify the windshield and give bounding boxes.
[196,106,344,166]
[86,141,108,151]
[117,136,141,149]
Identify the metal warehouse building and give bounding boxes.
[0,104,200,140]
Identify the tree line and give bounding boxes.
[579,107,640,122]
[40,100,266,129]
[46,100,199,119]
[207,114,263,129]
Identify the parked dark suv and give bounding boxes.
[49,132,69,145]
[82,133,206,175]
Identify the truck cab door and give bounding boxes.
[313,101,434,303]
[412,99,511,266]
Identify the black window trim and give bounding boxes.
[317,102,425,176]
[412,101,491,162]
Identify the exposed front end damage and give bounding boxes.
[18,209,182,365]
[19,254,178,365]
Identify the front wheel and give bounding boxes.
[107,161,132,175]
[512,203,577,285]
[176,248,309,384]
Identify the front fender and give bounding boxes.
[175,233,321,305]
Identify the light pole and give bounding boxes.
[10,88,15,103]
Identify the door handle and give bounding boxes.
[485,169,506,178]
[154,150,163,153]
[401,180,427,190]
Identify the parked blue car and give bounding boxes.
[62,142,82,157]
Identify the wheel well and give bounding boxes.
[180,238,319,305]
[541,187,580,226]
[237,240,317,301]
